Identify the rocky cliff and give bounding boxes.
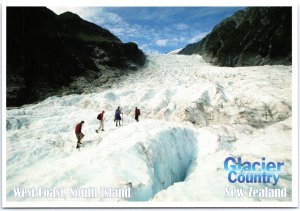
[179,7,292,67]
[7,7,145,107]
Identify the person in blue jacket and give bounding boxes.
[114,106,122,127]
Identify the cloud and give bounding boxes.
[112,7,186,22]
[155,39,169,47]
[48,7,144,42]
[107,27,125,35]
[175,23,189,30]
[188,32,209,43]
[91,12,123,25]
[49,7,99,19]
[47,7,242,53]
[139,44,160,54]
[49,7,123,25]
[171,37,188,44]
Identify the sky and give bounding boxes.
[49,7,245,54]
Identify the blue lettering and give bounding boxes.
[237,173,245,183]
[228,171,237,183]
[224,157,284,185]
[242,161,251,171]
[276,162,284,171]
[266,162,276,171]
[251,162,260,171]
[224,157,236,171]
[237,157,243,171]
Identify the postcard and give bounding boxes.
[2,0,298,208]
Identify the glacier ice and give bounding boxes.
[6,54,292,202]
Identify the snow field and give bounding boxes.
[6,54,292,202]
[7,117,201,201]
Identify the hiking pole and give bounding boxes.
[122,113,124,126]
[112,114,116,127]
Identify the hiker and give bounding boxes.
[135,107,141,122]
[96,111,105,133]
[75,121,85,148]
[115,106,122,127]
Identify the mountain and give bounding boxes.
[6,7,146,107]
[179,7,292,67]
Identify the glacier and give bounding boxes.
[6,54,292,202]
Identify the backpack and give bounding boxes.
[97,113,101,120]
[137,109,140,115]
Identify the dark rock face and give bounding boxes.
[7,7,145,107]
[179,7,292,67]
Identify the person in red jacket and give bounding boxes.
[96,111,105,133]
[75,121,85,148]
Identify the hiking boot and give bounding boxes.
[96,130,98,133]
[101,129,104,131]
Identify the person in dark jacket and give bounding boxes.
[135,107,141,122]
[75,121,85,148]
[115,106,122,127]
